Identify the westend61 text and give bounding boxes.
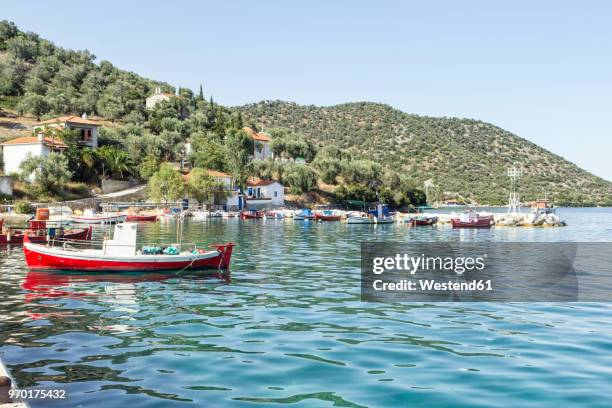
[372,279,493,292]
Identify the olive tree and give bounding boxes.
[147,163,185,206]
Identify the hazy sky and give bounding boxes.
[3,0,612,180]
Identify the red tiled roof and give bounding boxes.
[0,136,67,148]
[182,169,231,181]
[247,177,277,187]
[243,127,271,142]
[206,169,231,178]
[37,115,101,126]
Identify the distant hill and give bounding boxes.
[235,101,612,205]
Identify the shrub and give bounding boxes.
[14,200,33,214]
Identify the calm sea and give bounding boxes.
[1,207,612,407]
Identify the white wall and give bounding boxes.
[261,182,284,205]
[146,94,170,109]
[2,143,45,176]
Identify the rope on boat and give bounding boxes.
[217,245,227,272]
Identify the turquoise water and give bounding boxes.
[1,208,612,407]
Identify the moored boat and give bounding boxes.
[451,211,493,228]
[346,214,375,224]
[125,214,158,222]
[264,211,284,219]
[410,215,438,226]
[1,222,92,245]
[71,209,127,224]
[23,223,234,272]
[293,209,314,220]
[347,204,393,224]
[240,209,264,219]
[314,210,342,221]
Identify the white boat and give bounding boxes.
[375,216,395,224]
[47,205,74,226]
[347,215,375,224]
[70,209,127,224]
[191,210,209,219]
[347,205,394,224]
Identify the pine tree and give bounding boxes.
[198,84,204,100]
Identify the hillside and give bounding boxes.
[235,101,612,205]
[2,19,611,206]
[0,20,172,123]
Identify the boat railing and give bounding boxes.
[46,237,201,253]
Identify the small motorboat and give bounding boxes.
[314,210,342,221]
[23,223,234,272]
[264,211,284,219]
[348,204,393,224]
[410,215,438,226]
[125,214,158,222]
[47,206,74,227]
[347,214,375,224]
[451,211,493,228]
[240,209,264,219]
[1,221,92,245]
[191,210,210,219]
[293,209,314,221]
[71,209,127,224]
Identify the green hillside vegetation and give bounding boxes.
[1,20,610,206]
[234,101,612,206]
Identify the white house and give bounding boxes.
[0,134,67,176]
[33,114,101,148]
[146,87,175,109]
[246,177,284,207]
[243,127,273,160]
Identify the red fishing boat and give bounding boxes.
[240,210,264,219]
[314,210,342,221]
[1,220,92,245]
[23,223,234,272]
[451,211,494,228]
[125,214,158,222]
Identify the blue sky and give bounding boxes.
[4,0,612,180]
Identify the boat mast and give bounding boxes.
[507,163,522,214]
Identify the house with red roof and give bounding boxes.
[0,134,67,177]
[246,177,284,207]
[242,127,273,160]
[33,113,101,148]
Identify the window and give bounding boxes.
[274,191,278,197]
[80,129,92,142]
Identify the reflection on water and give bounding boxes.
[1,208,612,407]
